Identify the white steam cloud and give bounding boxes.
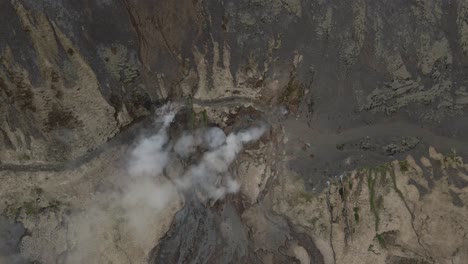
[64,104,266,263]
[118,104,266,252]
[127,111,175,177]
[126,106,266,202]
[175,125,266,200]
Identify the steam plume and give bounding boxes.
[65,103,266,262]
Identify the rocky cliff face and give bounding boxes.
[1,0,468,263]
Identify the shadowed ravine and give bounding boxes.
[149,191,324,264]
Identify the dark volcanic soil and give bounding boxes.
[149,192,324,264]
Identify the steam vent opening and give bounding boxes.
[1,0,468,264]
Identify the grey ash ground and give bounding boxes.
[1,0,468,263]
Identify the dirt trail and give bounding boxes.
[285,118,468,190]
[0,97,260,172]
[286,119,468,155]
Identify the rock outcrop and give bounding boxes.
[1,0,468,263]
